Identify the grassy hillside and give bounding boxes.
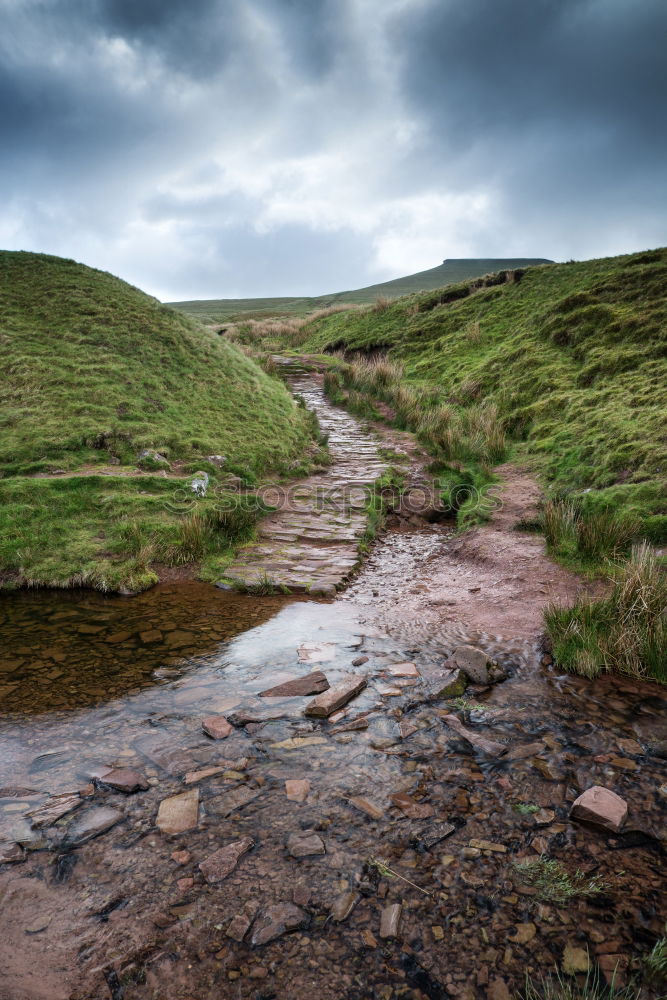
[0,251,317,591]
[171,257,552,323]
[295,249,667,543]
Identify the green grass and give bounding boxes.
[521,969,641,1000]
[545,543,667,682]
[513,855,607,904]
[170,258,552,323]
[0,251,317,590]
[293,248,667,539]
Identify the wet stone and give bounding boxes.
[440,714,507,756]
[391,791,434,819]
[304,676,367,718]
[379,903,402,939]
[200,836,254,884]
[201,716,233,740]
[348,796,384,820]
[331,891,360,922]
[100,768,149,794]
[452,645,491,685]
[285,779,310,802]
[207,786,262,817]
[63,806,123,846]
[570,786,628,833]
[156,789,199,834]
[0,842,25,864]
[411,822,456,851]
[259,671,329,697]
[226,913,252,942]
[287,832,326,858]
[27,793,83,828]
[329,717,369,734]
[251,903,308,947]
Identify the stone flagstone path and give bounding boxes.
[223,361,388,594]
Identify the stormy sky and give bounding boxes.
[1,0,666,301]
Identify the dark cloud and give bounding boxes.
[1,0,665,299]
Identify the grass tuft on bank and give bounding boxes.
[0,251,317,591]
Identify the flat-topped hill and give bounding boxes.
[170,257,552,323]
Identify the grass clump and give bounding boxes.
[545,543,667,682]
[512,855,607,903]
[543,499,639,565]
[644,933,667,985]
[0,251,316,591]
[521,968,641,1000]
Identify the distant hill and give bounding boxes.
[170,257,553,323]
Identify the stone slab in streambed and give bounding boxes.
[259,671,329,698]
[304,676,367,718]
[156,789,199,834]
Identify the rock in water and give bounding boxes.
[285,779,310,802]
[259,671,329,697]
[570,786,628,833]
[251,903,308,946]
[201,716,232,739]
[440,713,507,756]
[452,645,492,685]
[27,793,83,828]
[100,769,149,793]
[63,807,122,846]
[380,903,402,939]
[304,676,367,718]
[156,789,199,834]
[199,837,254,884]
[330,891,360,922]
[287,832,326,857]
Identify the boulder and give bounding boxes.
[137,449,170,470]
[190,471,209,496]
[570,786,628,833]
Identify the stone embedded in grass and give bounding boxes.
[156,789,199,834]
[201,716,232,740]
[452,645,492,685]
[259,671,329,697]
[199,836,254,884]
[570,785,628,833]
[304,675,367,718]
[379,903,402,939]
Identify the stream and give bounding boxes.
[1,370,666,1000]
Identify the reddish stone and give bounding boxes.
[390,791,434,819]
[570,786,628,833]
[171,850,192,865]
[199,836,254,883]
[285,779,310,802]
[259,671,329,697]
[101,768,149,793]
[202,716,232,740]
[304,675,367,718]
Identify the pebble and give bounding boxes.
[201,716,233,740]
[379,903,402,939]
[226,913,252,942]
[390,791,434,819]
[330,891,360,922]
[251,903,308,947]
[287,832,326,858]
[285,779,310,802]
[156,789,199,835]
[200,836,254,883]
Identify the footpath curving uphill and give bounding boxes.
[223,361,389,594]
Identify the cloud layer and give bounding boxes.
[1,0,665,300]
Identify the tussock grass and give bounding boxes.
[543,500,639,563]
[521,969,641,1000]
[545,543,667,682]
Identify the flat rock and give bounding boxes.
[349,796,384,820]
[285,779,310,802]
[297,642,337,663]
[570,785,627,833]
[259,671,329,697]
[64,806,122,846]
[0,842,25,864]
[207,786,262,817]
[184,764,233,784]
[287,832,326,858]
[329,717,369,734]
[202,716,232,740]
[156,789,199,834]
[440,714,507,756]
[380,902,402,939]
[387,661,420,677]
[410,822,456,851]
[27,793,82,828]
[304,676,367,718]
[100,768,149,793]
[270,736,328,750]
[200,836,254,883]
[331,891,359,922]
[251,903,308,947]
[391,791,434,819]
[452,645,491,685]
